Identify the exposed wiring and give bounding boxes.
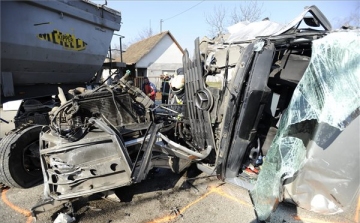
[162,0,205,22]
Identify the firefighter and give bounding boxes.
[169,74,185,113]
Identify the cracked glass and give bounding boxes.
[251,31,360,221]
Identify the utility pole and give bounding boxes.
[113,33,125,62]
[160,19,163,32]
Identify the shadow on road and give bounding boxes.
[249,201,304,223]
[114,164,204,202]
[58,164,208,222]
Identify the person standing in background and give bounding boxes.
[160,73,171,104]
[142,77,156,101]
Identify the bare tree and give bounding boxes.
[135,26,153,42]
[230,1,264,24]
[121,25,154,50]
[110,43,120,59]
[205,5,227,37]
[334,2,360,28]
[107,25,154,61]
[205,1,264,38]
[122,42,129,50]
[106,26,152,61]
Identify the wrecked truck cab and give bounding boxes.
[32,5,359,221]
[187,5,359,221]
[201,5,334,183]
[207,5,359,221]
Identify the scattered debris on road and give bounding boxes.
[53,213,75,223]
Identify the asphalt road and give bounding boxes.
[0,166,358,223]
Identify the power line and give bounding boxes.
[162,0,205,22]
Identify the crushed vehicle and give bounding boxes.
[1,1,359,221]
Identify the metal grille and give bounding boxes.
[77,91,139,126]
[183,38,215,150]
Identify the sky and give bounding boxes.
[95,1,357,54]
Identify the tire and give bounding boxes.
[0,125,43,188]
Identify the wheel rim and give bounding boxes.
[22,140,41,176]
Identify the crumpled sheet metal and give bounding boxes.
[226,20,283,43]
[250,31,360,221]
[284,116,359,214]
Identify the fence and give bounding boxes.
[133,76,163,90]
[133,76,163,100]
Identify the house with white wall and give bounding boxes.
[122,31,184,89]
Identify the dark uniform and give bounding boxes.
[161,76,171,104]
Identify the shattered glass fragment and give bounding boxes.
[251,31,360,221]
[253,41,265,52]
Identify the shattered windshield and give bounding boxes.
[251,31,360,220]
